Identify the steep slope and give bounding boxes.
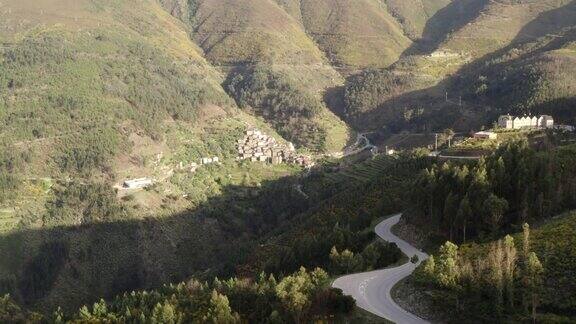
[181,0,351,152]
[455,27,576,123]
[299,0,412,68]
[441,0,576,58]
[341,0,576,132]
[272,0,304,24]
[0,0,234,175]
[191,0,325,66]
[383,0,452,40]
[0,0,313,312]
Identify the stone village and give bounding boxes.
[121,127,314,190]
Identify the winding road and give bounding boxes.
[332,214,430,324]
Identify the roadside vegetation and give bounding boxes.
[0,151,431,322]
[412,212,576,323]
[409,141,576,243]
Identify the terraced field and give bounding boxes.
[322,155,399,187]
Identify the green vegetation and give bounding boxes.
[413,211,576,322]
[410,141,576,242]
[1,267,356,323]
[299,0,411,68]
[45,182,127,227]
[226,66,327,151]
[0,152,434,320]
[245,153,431,276]
[0,32,231,172]
[0,151,430,314]
[1,0,576,322]
[344,69,431,122]
[456,35,576,125]
[383,0,452,40]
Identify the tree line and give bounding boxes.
[1,267,355,323]
[414,224,545,322]
[409,140,576,243]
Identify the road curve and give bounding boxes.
[332,214,429,324]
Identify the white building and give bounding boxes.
[123,178,153,189]
[474,131,498,140]
[498,114,554,129]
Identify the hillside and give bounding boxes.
[341,0,576,133]
[406,211,576,322]
[298,0,412,68]
[1,0,576,321]
[174,0,351,152]
[0,0,333,312]
[383,0,452,41]
[440,0,576,57]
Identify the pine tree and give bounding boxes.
[443,192,458,241]
[419,255,436,283]
[503,235,518,309]
[151,301,176,324]
[523,252,544,323]
[92,299,107,317]
[522,223,531,258]
[437,242,460,289]
[483,194,509,233]
[489,240,504,312]
[204,290,238,324]
[276,267,320,324]
[457,196,472,243]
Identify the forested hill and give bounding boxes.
[1,0,576,321]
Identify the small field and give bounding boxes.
[321,155,397,187]
[0,208,18,233]
[378,133,437,151]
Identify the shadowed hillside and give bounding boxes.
[340,0,576,133]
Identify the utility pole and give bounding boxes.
[445,91,448,102]
[435,133,439,151]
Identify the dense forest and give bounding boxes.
[1,267,356,323]
[226,66,328,152]
[0,152,432,322]
[406,140,576,322]
[408,140,576,243]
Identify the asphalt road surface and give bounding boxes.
[332,214,430,324]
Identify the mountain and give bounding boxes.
[297,0,411,68]
[1,0,576,319]
[341,0,576,132]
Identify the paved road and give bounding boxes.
[344,133,377,157]
[332,214,430,324]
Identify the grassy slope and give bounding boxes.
[455,30,576,123]
[383,0,452,40]
[441,0,576,57]
[299,0,412,68]
[191,0,326,65]
[0,0,318,312]
[342,0,576,133]
[187,0,351,152]
[0,0,245,214]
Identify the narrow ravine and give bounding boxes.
[332,214,429,324]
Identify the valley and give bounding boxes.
[0,0,576,323]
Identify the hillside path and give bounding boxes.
[332,214,429,323]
